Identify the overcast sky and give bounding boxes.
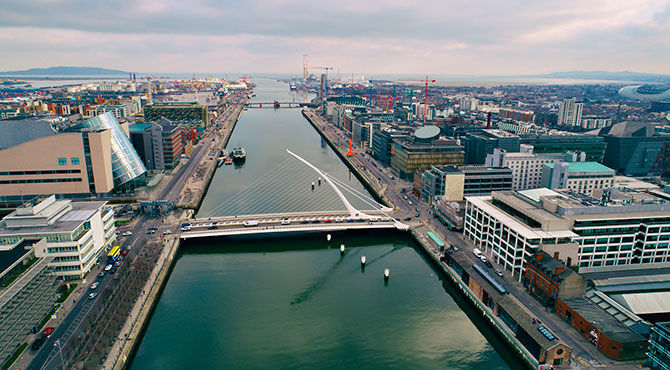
[1,0,669,75]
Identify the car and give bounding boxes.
[484,260,493,268]
[121,250,128,256]
[310,220,320,224]
[404,217,412,221]
[42,327,55,337]
[114,261,121,267]
[408,201,413,205]
[122,231,133,236]
[146,229,156,235]
[164,230,173,234]
[415,213,420,217]
[104,264,113,271]
[208,225,217,230]
[355,219,365,223]
[90,282,99,290]
[32,337,46,351]
[212,221,219,225]
[125,246,132,251]
[281,219,291,225]
[88,292,98,300]
[394,218,401,221]
[98,271,105,278]
[324,219,332,223]
[452,246,460,252]
[479,255,488,263]
[300,220,309,224]
[111,267,117,274]
[346,218,355,223]
[415,208,420,212]
[495,269,504,277]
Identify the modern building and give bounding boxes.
[370,128,408,166]
[597,121,670,177]
[541,162,615,196]
[143,102,209,128]
[519,133,606,162]
[618,85,670,101]
[581,116,612,130]
[390,126,464,180]
[648,321,670,369]
[129,119,183,170]
[462,129,520,165]
[0,195,116,279]
[0,112,146,201]
[420,165,512,202]
[557,98,583,128]
[351,120,382,148]
[0,240,58,366]
[464,187,670,282]
[486,146,564,190]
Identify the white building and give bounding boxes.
[0,195,116,279]
[485,146,564,190]
[464,188,670,282]
[558,98,583,128]
[541,161,615,196]
[581,116,612,130]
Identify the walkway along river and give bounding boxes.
[129,79,517,369]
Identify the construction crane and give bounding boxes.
[312,66,334,99]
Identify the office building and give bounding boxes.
[558,98,583,128]
[464,187,670,282]
[463,129,520,164]
[0,195,116,279]
[351,120,382,148]
[597,121,670,177]
[519,133,607,162]
[0,240,58,365]
[486,147,564,190]
[0,113,146,201]
[420,165,513,202]
[370,128,408,166]
[541,162,615,196]
[391,126,464,180]
[143,102,209,128]
[648,322,670,369]
[581,116,612,130]
[129,119,183,170]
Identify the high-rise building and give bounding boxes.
[596,121,670,176]
[581,116,612,130]
[371,128,409,166]
[420,165,512,202]
[320,74,327,99]
[648,322,670,369]
[557,98,583,127]
[303,54,309,80]
[462,129,520,164]
[129,119,184,170]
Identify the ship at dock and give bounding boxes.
[231,147,246,163]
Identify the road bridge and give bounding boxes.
[244,102,316,108]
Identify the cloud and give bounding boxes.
[0,0,668,74]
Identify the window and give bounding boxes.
[58,157,67,166]
[71,157,80,165]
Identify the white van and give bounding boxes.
[473,248,482,257]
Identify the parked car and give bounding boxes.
[484,260,493,268]
[104,264,113,271]
[121,250,128,256]
[42,327,55,338]
[88,292,98,300]
[495,269,504,277]
[32,337,46,351]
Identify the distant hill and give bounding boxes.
[531,71,670,84]
[0,66,129,76]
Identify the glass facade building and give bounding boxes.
[79,112,147,187]
[649,322,670,369]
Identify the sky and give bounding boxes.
[0,0,669,75]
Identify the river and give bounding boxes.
[130,79,513,369]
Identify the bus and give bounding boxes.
[427,232,445,249]
[107,246,121,264]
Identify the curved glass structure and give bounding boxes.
[80,112,147,186]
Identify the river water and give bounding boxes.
[131,79,513,369]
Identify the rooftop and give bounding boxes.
[0,119,57,150]
[561,296,646,343]
[0,200,107,237]
[545,162,614,173]
[0,240,34,275]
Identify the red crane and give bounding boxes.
[423,76,436,122]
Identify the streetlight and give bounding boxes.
[54,339,65,370]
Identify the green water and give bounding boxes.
[131,233,511,369]
[131,79,514,369]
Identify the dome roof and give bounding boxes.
[414,125,440,141]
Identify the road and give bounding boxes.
[28,126,215,370]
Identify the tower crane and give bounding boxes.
[423,76,436,122]
[312,66,334,98]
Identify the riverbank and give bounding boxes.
[302,109,391,208]
[175,101,246,210]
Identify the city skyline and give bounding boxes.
[1,0,669,75]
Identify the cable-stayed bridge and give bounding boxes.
[181,150,407,239]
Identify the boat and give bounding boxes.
[231,147,246,163]
[289,83,297,91]
[224,157,233,165]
